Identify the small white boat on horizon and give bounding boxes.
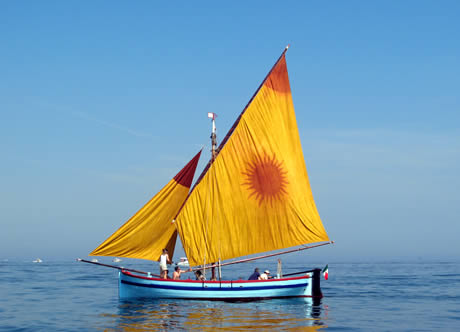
[33,258,42,263]
[91,258,99,263]
[112,258,122,263]
[176,257,189,267]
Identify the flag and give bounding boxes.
[322,264,329,280]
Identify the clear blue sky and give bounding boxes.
[1,1,459,262]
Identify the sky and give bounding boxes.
[1,1,459,263]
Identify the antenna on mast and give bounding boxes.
[207,112,218,161]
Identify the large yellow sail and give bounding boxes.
[90,151,201,261]
[176,53,329,267]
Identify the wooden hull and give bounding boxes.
[119,269,323,300]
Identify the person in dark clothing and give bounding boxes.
[248,268,260,280]
[195,269,205,281]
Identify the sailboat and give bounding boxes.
[87,46,332,300]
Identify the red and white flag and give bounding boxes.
[322,264,329,280]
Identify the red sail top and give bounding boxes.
[174,150,202,188]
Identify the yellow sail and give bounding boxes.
[90,151,201,261]
[176,53,329,267]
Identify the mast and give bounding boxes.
[208,112,218,160]
[207,112,220,280]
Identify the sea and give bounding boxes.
[1,259,459,331]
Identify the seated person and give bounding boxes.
[259,270,270,280]
[173,266,191,280]
[195,269,206,281]
[248,268,260,280]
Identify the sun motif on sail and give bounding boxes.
[242,153,289,206]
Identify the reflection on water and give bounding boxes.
[101,298,327,331]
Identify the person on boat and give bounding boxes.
[172,266,191,280]
[259,270,270,280]
[248,268,260,280]
[195,269,206,281]
[159,248,172,279]
[211,263,217,281]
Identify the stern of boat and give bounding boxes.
[310,268,323,298]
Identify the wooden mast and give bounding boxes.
[207,112,220,281]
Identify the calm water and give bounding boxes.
[1,259,459,331]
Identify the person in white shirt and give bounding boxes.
[259,270,270,280]
[159,248,172,279]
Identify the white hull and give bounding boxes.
[177,262,189,267]
[119,269,322,300]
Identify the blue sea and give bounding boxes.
[1,259,459,331]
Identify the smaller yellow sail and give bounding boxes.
[90,151,201,261]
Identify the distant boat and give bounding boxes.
[87,46,332,300]
[112,258,122,263]
[91,258,99,263]
[33,258,42,263]
[177,257,189,267]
